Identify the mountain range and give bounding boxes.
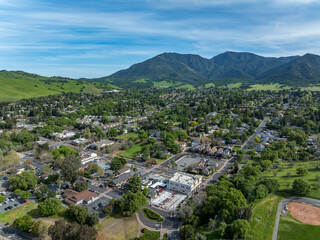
[92,51,320,87]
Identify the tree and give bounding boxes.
[30,220,48,238]
[128,174,142,193]
[38,198,62,216]
[67,205,89,225]
[179,224,194,240]
[216,221,227,237]
[260,179,280,193]
[103,205,113,215]
[230,219,250,239]
[260,160,272,170]
[14,189,31,199]
[75,181,88,192]
[48,190,57,198]
[9,170,38,190]
[120,191,147,216]
[86,211,99,226]
[179,205,193,220]
[0,195,5,203]
[111,157,124,171]
[57,154,81,185]
[292,179,311,196]
[52,145,78,159]
[13,215,34,232]
[138,130,148,141]
[255,184,269,199]
[194,233,207,240]
[296,167,308,177]
[49,220,97,240]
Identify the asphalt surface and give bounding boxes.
[241,117,268,150]
[272,197,320,240]
[0,224,35,240]
[0,194,26,214]
[138,206,182,231]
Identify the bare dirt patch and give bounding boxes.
[289,201,320,226]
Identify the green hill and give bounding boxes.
[0,70,109,101]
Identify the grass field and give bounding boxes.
[0,203,38,224]
[278,214,320,240]
[153,80,195,90]
[203,83,215,88]
[118,142,146,158]
[140,229,161,240]
[225,82,242,88]
[300,86,320,91]
[261,160,320,199]
[118,132,139,141]
[248,83,291,91]
[96,215,141,240]
[0,71,103,101]
[246,194,283,240]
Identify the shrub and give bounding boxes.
[142,208,163,222]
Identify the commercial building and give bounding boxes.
[168,172,202,195]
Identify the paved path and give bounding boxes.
[272,197,320,240]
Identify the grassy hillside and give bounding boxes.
[0,71,106,101]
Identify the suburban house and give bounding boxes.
[89,139,114,150]
[63,189,98,205]
[109,172,133,187]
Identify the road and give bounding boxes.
[272,197,320,240]
[241,117,268,150]
[0,223,36,240]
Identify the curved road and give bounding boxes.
[272,197,320,240]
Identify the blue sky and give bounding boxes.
[1,0,320,78]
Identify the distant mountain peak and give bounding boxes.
[95,51,320,87]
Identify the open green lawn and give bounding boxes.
[278,215,320,240]
[96,215,141,240]
[300,85,320,91]
[248,83,291,91]
[0,203,38,224]
[246,194,283,240]
[118,142,146,159]
[134,78,149,83]
[226,82,242,88]
[118,132,139,141]
[0,71,103,102]
[261,160,320,199]
[153,80,195,90]
[202,83,215,88]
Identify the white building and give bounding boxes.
[168,172,202,195]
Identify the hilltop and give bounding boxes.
[93,51,320,88]
[0,71,116,102]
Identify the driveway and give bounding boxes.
[272,197,320,240]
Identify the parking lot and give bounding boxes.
[0,193,27,214]
[87,196,110,218]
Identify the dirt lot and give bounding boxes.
[289,202,320,225]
